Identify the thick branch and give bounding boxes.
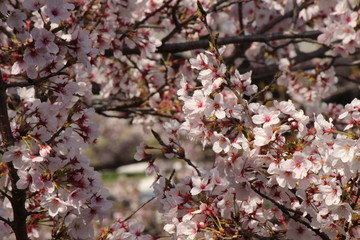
[0,76,14,147]
[0,71,29,240]
[160,30,320,53]
[111,30,321,56]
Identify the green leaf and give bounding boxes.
[197,1,207,19]
[151,129,165,146]
[52,25,66,33]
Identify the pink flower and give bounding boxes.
[280,152,312,179]
[2,144,31,169]
[122,219,152,240]
[318,24,336,45]
[314,114,334,135]
[329,203,353,222]
[336,24,356,44]
[177,220,198,240]
[231,70,257,96]
[318,181,342,206]
[332,138,356,163]
[212,132,231,153]
[17,87,35,102]
[45,0,74,24]
[71,28,92,54]
[134,143,150,161]
[189,53,209,70]
[67,218,94,239]
[31,28,59,53]
[191,175,213,195]
[39,145,52,158]
[16,170,32,189]
[43,196,68,217]
[273,167,297,189]
[6,9,26,30]
[286,220,314,240]
[252,106,280,128]
[183,90,207,115]
[177,74,192,99]
[204,93,226,119]
[23,47,48,67]
[68,190,88,210]
[274,100,296,115]
[23,0,45,11]
[145,160,159,176]
[253,127,276,146]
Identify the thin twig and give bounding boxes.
[0,216,12,227]
[249,72,281,102]
[119,0,174,41]
[0,188,12,201]
[123,197,155,222]
[5,64,69,89]
[251,185,331,240]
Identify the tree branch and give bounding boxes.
[0,71,29,240]
[0,216,12,227]
[0,74,15,147]
[251,185,331,240]
[159,30,321,53]
[5,64,70,89]
[109,30,321,56]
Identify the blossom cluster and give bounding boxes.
[134,48,360,239]
[0,0,111,239]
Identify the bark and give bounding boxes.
[0,71,29,240]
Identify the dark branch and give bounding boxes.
[0,216,12,227]
[0,71,29,240]
[0,73,15,147]
[109,30,321,56]
[5,64,69,89]
[251,185,331,240]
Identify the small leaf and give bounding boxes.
[52,25,66,33]
[151,129,165,146]
[197,1,207,19]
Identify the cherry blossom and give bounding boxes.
[6,9,26,30]
[44,0,74,24]
[31,28,59,54]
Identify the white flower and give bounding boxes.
[253,127,275,146]
[43,196,68,217]
[252,106,280,128]
[17,87,35,102]
[332,139,356,163]
[177,220,198,240]
[212,132,231,153]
